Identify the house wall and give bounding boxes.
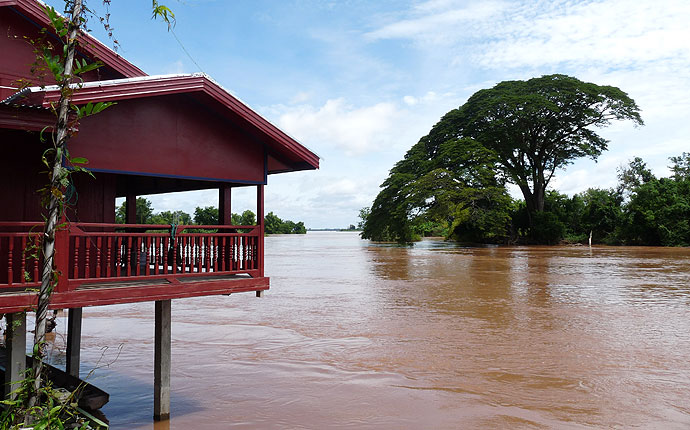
[70,94,266,184]
[0,129,116,223]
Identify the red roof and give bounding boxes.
[11,73,320,173]
[0,0,146,78]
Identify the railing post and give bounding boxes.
[55,223,70,292]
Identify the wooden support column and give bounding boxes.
[4,312,26,399]
[154,299,171,421]
[219,184,232,225]
[126,194,137,224]
[66,307,83,378]
[256,184,265,297]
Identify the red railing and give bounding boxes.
[0,222,43,288]
[0,222,262,292]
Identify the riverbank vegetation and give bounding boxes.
[115,198,306,234]
[360,75,689,246]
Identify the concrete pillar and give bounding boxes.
[66,307,82,378]
[4,312,27,399]
[154,299,171,421]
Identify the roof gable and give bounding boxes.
[10,74,319,174]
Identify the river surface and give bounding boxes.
[44,231,690,429]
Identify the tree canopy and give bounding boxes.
[445,74,643,215]
[361,74,648,243]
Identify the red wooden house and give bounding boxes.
[0,0,318,419]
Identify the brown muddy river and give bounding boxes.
[44,231,690,429]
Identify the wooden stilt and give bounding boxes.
[66,307,83,378]
[154,299,171,421]
[4,312,26,399]
[256,184,265,298]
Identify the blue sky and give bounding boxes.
[47,0,690,228]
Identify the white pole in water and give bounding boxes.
[589,230,592,247]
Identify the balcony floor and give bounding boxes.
[0,275,269,314]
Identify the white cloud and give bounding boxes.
[164,60,186,74]
[272,98,402,156]
[367,0,508,43]
[403,95,418,106]
[367,0,690,73]
[473,0,690,70]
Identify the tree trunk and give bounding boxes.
[26,0,83,419]
[517,184,536,226]
[534,184,546,212]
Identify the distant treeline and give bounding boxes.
[115,198,306,234]
[361,153,690,246]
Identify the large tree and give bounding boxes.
[444,74,643,217]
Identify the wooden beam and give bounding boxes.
[219,185,232,225]
[154,299,171,421]
[4,312,26,399]
[66,308,83,378]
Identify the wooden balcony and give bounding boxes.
[0,222,268,313]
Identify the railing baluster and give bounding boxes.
[145,237,151,276]
[230,236,239,271]
[162,237,168,274]
[33,234,40,283]
[96,236,102,278]
[205,236,211,273]
[194,237,200,273]
[229,236,234,271]
[219,236,225,272]
[84,237,91,279]
[7,237,14,285]
[181,237,186,274]
[73,236,80,279]
[20,237,26,284]
[253,236,258,269]
[135,238,141,276]
[243,237,248,270]
[194,236,198,273]
[115,237,122,277]
[126,237,132,277]
[153,237,159,275]
[213,237,218,273]
[106,237,112,278]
